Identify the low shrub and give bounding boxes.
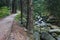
[0,6,9,18]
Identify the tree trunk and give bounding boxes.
[11,0,17,14]
[20,0,23,24]
[26,0,33,32]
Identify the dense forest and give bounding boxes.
[0,0,60,40]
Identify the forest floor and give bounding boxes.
[8,21,27,40]
[0,14,28,40]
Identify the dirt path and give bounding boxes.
[8,21,27,40]
[0,14,27,40]
[0,14,17,40]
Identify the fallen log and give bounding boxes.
[49,29,60,33]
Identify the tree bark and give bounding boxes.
[11,0,17,14]
[20,0,25,24]
[26,0,33,32]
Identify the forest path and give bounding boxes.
[0,14,27,40]
[8,21,27,40]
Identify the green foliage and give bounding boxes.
[0,6,9,18]
[33,0,49,20]
[15,13,21,21]
[15,12,27,26]
[45,0,60,18]
[15,13,26,21]
[33,0,60,26]
[45,0,60,26]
